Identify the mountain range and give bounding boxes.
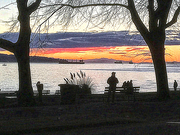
[0,53,129,63]
[0,53,59,63]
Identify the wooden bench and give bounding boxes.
[33,90,50,96]
[0,91,17,96]
[0,91,18,99]
[103,86,140,102]
[169,88,180,91]
[0,90,51,97]
[55,90,61,95]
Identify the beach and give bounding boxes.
[0,91,180,134]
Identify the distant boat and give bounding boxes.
[114,61,123,64]
[2,63,7,66]
[129,60,133,64]
[58,59,85,64]
[166,61,176,64]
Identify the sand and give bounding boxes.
[0,91,180,134]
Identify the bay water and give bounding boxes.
[0,62,180,94]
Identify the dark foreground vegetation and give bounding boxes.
[0,91,180,134]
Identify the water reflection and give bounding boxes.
[0,63,179,94]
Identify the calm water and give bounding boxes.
[0,62,180,94]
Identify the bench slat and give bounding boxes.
[33,90,50,96]
[104,87,140,93]
[169,88,180,91]
[0,91,17,95]
[103,86,140,102]
[55,90,61,95]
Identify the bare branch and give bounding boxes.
[39,3,128,10]
[35,5,64,31]
[0,2,16,10]
[148,0,157,31]
[28,0,41,15]
[0,38,15,53]
[166,6,180,28]
[35,3,129,33]
[17,0,28,13]
[127,0,149,38]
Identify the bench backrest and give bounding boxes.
[34,90,50,94]
[55,90,61,95]
[104,87,140,93]
[0,91,17,95]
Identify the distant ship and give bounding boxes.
[166,61,176,64]
[114,61,123,64]
[114,60,134,64]
[58,59,85,64]
[2,63,7,66]
[129,60,133,64]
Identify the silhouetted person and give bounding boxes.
[129,80,133,88]
[126,81,130,88]
[36,81,43,102]
[107,72,119,103]
[122,81,127,90]
[174,80,178,91]
[127,80,133,94]
[125,80,134,101]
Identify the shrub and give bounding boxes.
[64,71,95,94]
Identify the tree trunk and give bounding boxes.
[16,54,35,106]
[15,5,35,106]
[0,0,41,106]
[127,0,171,100]
[15,33,35,106]
[148,31,170,100]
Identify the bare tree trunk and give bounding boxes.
[127,0,171,100]
[14,17,35,106]
[150,45,170,100]
[148,30,170,100]
[16,55,35,106]
[14,0,40,106]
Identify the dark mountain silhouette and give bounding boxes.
[0,53,59,63]
[0,53,122,63]
[0,54,16,62]
[85,58,115,63]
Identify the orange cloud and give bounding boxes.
[30,46,152,63]
[1,45,180,63]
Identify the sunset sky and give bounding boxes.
[29,45,180,63]
[0,31,179,63]
[0,1,180,63]
[0,45,179,63]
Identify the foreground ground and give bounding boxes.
[0,91,180,134]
